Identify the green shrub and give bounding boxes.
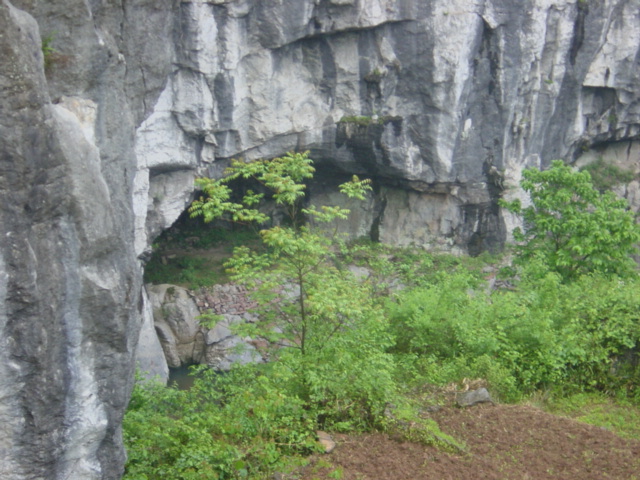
[189,153,398,428]
[123,369,317,480]
[130,154,640,479]
[41,32,56,71]
[501,160,640,281]
[386,270,640,399]
[556,275,640,394]
[123,379,242,480]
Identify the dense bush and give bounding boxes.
[126,153,470,478]
[123,368,317,480]
[387,269,640,401]
[189,152,398,426]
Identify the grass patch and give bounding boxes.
[538,392,640,440]
[144,218,261,288]
[341,239,500,289]
[144,253,229,289]
[154,218,260,251]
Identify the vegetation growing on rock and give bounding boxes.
[580,156,637,193]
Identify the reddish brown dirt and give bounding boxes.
[298,404,640,480]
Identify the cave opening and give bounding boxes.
[143,165,383,289]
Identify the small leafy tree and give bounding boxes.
[501,160,640,281]
[189,152,396,427]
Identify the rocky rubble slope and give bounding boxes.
[0,0,639,478]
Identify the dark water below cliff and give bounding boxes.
[168,365,197,390]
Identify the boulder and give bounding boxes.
[456,388,494,408]
[148,284,203,368]
[148,284,263,371]
[317,431,337,454]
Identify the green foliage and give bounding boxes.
[364,68,383,83]
[382,401,466,452]
[189,152,317,226]
[131,153,640,478]
[160,220,260,251]
[338,115,377,126]
[144,221,259,287]
[144,254,228,288]
[339,240,495,292]
[387,270,640,401]
[580,157,636,193]
[131,154,438,478]
[41,32,56,71]
[542,392,640,440]
[123,369,316,480]
[500,160,640,281]
[339,175,374,200]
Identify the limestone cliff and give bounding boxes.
[0,2,144,478]
[133,0,640,253]
[0,0,638,478]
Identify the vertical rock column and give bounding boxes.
[0,2,142,479]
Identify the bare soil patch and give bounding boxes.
[299,404,640,480]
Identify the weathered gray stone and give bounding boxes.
[205,317,234,345]
[205,335,260,371]
[316,430,337,454]
[148,284,263,371]
[135,0,640,254]
[0,1,146,478]
[135,289,169,383]
[148,285,202,368]
[456,388,494,408]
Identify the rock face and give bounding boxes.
[148,284,262,372]
[131,0,640,253]
[1,0,639,478]
[0,2,146,478]
[136,289,170,382]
